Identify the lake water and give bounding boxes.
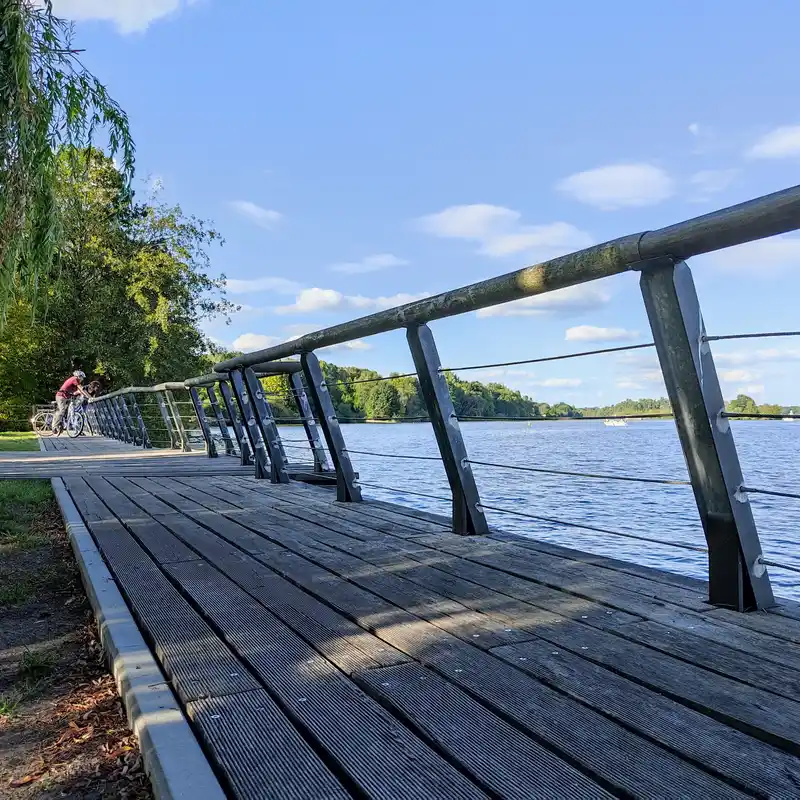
[276,419,800,600]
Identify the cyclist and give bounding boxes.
[53,370,91,434]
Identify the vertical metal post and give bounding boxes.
[165,391,191,452]
[107,399,125,441]
[301,352,361,502]
[96,401,112,438]
[229,369,270,479]
[290,372,329,473]
[242,367,290,484]
[407,324,488,535]
[219,379,252,466]
[113,398,132,443]
[118,396,140,445]
[129,394,152,449]
[206,385,236,456]
[155,391,179,449]
[188,387,218,458]
[84,404,97,436]
[639,257,775,610]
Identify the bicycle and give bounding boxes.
[31,398,85,438]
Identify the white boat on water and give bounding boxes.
[603,418,628,427]
[784,411,797,422]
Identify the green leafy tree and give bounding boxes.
[0,151,230,425]
[727,394,759,416]
[0,1,134,311]
[364,381,400,419]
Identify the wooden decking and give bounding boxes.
[36,436,800,798]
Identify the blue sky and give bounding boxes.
[56,0,800,405]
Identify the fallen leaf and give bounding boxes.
[10,773,43,787]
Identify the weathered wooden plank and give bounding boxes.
[166,560,489,800]
[63,478,260,702]
[488,638,800,798]
[706,605,800,644]
[83,476,197,564]
[355,662,615,800]
[249,545,746,798]
[186,690,350,800]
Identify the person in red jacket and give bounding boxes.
[53,370,91,434]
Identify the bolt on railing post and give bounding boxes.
[188,387,218,458]
[407,323,489,535]
[301,352,361,502]
[639,257,775,611]
[242,367,290,484]
[229,369,270,479]
[128,394,152,449]
[206,384,236,456]
[218,379,252,466]
[155,391,179,449]
[118,395,140,445]
[290,372,329,473]
[165,390,191,452]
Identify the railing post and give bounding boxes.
[155,391,179,449]
[639,257,775,610]
[229,369,270,479]
[114,397,133,443]
[290,372,329,473]
[107,398,126,441]
[128,394,152,449]
[188,387,218,458]
[118,396,140,446]
[218,379,252,466]
[407,323,489,535]
[165,390,191,452]
[97,401,113,438]
[242,367,290,484]
[301,352,361,502]
[206,385,236,456]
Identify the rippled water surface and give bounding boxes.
[277,420,800,600]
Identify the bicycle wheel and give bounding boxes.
[67,411,85,438]
[32,411,52,436]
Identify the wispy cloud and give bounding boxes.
[230,200,283,229]
[709,235,800,278]
[534,378,582,388]
[565,325,640,343]
[418,204,592,259]
[719,368,758,383]
[225,276,301,294]
[557,163,675,210]
[231,333,281,352]
[275,288,428,315]
[689,169,739,202]
[52,0,201,34]
[747,125,800,159]
[232,328,370,354]
[477,284,611,318]
[329,254,409,274]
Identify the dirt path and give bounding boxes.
[0,478,151,799]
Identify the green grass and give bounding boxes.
[0,480,53,554]
[0,431,39,451]
[0,649,56,718]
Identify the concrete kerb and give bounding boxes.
[48,467,226,800]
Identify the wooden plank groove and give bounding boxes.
[165,559,490,800]
[63,477,261,703]
[186,690,351,800]
[354,662,615,800]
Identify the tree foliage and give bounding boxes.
[0,150,231,426]
[0,0,134,310]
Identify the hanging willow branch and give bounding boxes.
[0,0,135,312]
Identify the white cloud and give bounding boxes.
[714,348,800,367]
[231,333,281,353]
[747,125,800,159]
[736,384,765,396]
[719,369,758,383]
[230,201,283,229]
[710,235,800,277]
[689,169,738,201]
[477,284,611,318]
[418,204,592,259]
[565,325,639,343]
[51,0,199,34]
[557,163,675,210]
[688,123,701,136]
[225,276,301,294]
[329,254,409,274]
[275,288,429,315]
[534,378,582,388]
[617,379,644,391]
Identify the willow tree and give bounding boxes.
[0,0,134,311]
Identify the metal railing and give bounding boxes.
[204,184,800,613]
[77,186,800,612]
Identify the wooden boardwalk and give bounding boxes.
[36,437,800,798]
